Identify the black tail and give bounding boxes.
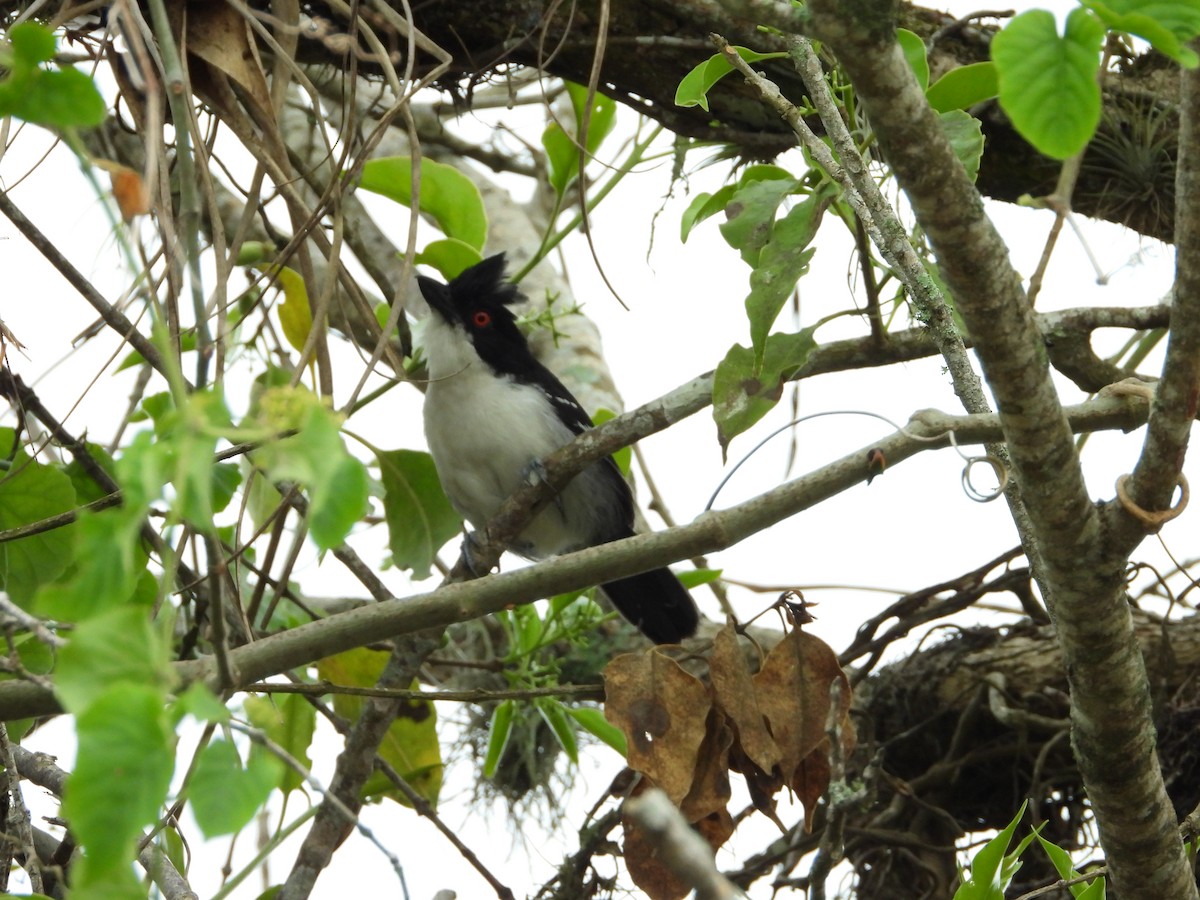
[601,567,699,644]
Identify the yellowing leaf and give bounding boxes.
[317,647,443,807]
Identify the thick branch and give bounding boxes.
[0,393,1152,722]
[805,2,1194,896]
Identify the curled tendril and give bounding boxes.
[705,409,1011,511]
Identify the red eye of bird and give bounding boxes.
[472,311,491,327]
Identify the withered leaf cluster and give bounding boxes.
[603,622,855,899]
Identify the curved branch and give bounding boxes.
[805,2,1194,896]
[0,392,1152,722]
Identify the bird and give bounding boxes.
[417,254,699,644]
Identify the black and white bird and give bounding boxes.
[417,254,699,644]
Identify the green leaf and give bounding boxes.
[940,109,985,181]
[377,449,462,580]
[55,605,174,714]
[675,47,788,112]
[680,165,796,244]
[244,693,316,795]
[508,604,547,655]
[63,442,117,504]
[897,28,930,89]
[359,157,488,251]
[991,8,1104,159]
[591,409,631,475]
[482,699,516,778]
[543,82,619,196]
[926,62,999,112]
[0,24,105,129]
[173,390,233,527]
[564,705,627,756]
[1082,0,1200,64]
[33,507,149,620]
[0,429,78,606]
[250,389,369,551]
[681,186,733,243]
[234,240,274,265]
[190,738,285,838]
[211,462,242,514]
[1035,831,1106,898]
[566,81,619,157]
[535,697,579,764]
[316,649,443,806]
[309,453,370,551]
[9,21,57,62]
[71,864,143,900]
[173,682,231,725]
[713,327,820,454]
[414,238,483,280]
[62,684,175,878]
[676,567,722,589]
[745,184,832,361]
[269,265,313,356]
[719,177,800,265]
[953,800,1028,899]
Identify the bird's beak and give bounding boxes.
[416,275,454,323]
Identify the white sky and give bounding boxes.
[0,5,1192,896]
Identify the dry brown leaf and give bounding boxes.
[622,780,691,900]
[738,743,788,831]
[679,710,733,824]
[710,621,783,774]
[183,2,273,122]
[753,628,851,781]
[792,742,833,829]
[694,807,736,853]
[604,650,711,805]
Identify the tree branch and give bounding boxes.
[0,392,1152,722]
[805,2,1195,895]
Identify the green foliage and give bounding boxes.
[898,29,990,176]
[477,594,623,776]
[54,606,173,714]
[376,448,462,580]
[940,110,986,181]
[0,21,106,129]
[1035,832,1107,898]
[358,156,488,269]
[897,28,930,89]
[741,186,832,362]
[268,265,314,356]
[244,693,316,795]
[953,801,1034,899]
[535,696,579,763]
[414,238,482,280]
[63,685,176,892]
[680,165,792,243]
[0,428,78,606]
[564,705,627,756]
[991,8,1105,159]
[190,738,286,838]
[676,567,723,589]
[248,387,370,551]
[712,328,820,453]
[316,648,443,806]
[675,46,788,113]
[926,62,999,113]
[483,698,516,778]
[542,81,619,196]
[1082,0,1200,64]
[591,408,632,475]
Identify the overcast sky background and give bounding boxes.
[0,3,1192,895]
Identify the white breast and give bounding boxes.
[423,316,586,556]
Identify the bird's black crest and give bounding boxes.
[447,253,522,308]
